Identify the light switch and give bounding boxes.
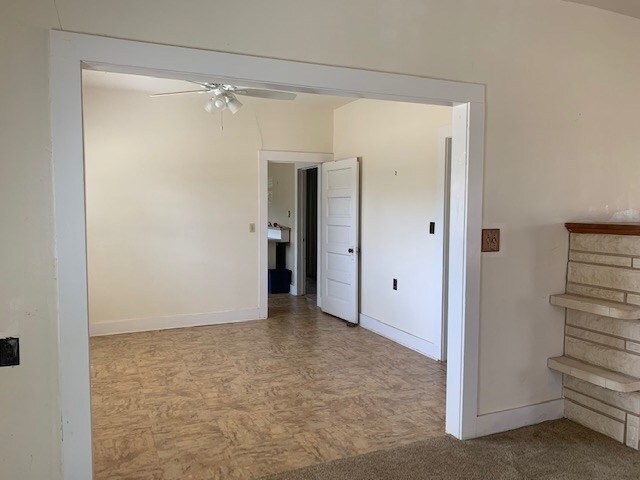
[0,338,19,367]
[249,223,255,233]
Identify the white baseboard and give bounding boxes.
[90,307,261,336]
[359,313,440,360]
[475,398,564,437]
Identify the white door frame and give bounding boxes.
[50,31,485,480]
[259,150,331,316]
[439,126,453,362]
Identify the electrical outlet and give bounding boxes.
[482,228,500,252]
[0,338,19,367]
[393,278,398,290]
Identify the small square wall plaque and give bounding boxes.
[482,229,500,252]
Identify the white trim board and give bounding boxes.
[50,31,485,479]
[89,308,261,337]
[359,314,440,360]
[439,125,453,363]
[259,151,333,163]
[475,399,565,437]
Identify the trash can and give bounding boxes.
[268,269,292,294]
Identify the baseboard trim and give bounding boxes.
[475,398,564,437]
[359,313,440,360]
[90,308,261,336]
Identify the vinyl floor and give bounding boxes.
[90,294,446,479]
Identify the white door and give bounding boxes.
[320,158,359,323]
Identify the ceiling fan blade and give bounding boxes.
[150,89,208,97]
[187,81,214,88]
[235,89,297,100]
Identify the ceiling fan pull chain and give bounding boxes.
[220,110,224,132]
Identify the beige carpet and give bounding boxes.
[260,419,640,480]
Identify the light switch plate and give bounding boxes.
[249,223,255,233]
[0,337,19,367]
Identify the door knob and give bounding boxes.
[348,248,354,253]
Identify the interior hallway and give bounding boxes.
[90,295,446,480]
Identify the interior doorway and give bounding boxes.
[266,160,321,302]
[259,151,331,316]
[51,31,485,480]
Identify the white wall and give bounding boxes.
[83,85,333,327]
[267,162,296,271]
[4,0,640,477]
[334,100,452,356]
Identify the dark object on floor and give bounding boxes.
[268,268,292,294]
[260,419,640,480]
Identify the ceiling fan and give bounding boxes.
[151,82,297,114]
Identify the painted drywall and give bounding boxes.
[4,0,640,477]
[267,162,296,272]
[83,84,333,326]
[334,100,452,354]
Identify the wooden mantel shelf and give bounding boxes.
[566,223,640,236]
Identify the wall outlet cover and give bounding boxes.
[482,229,500,252]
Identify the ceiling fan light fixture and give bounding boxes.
[204,95,228,113]
[213,94,227,110]
[204,98,215,113]
[226,94,242,114]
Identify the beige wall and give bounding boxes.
[4,0,640,477]
[267,162,296,272]
[83,85,333,324]
[334,100,451,347]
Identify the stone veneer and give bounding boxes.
[562,231,640,449]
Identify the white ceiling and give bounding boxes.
[564,0,640,19]
[82,70,356,109]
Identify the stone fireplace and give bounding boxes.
[548,223,640,450]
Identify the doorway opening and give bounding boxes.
[51,31,485,480]
[299,166,318,297]
[82,71,452,478]
[260,151,331,315]
[266,160,321,303]
[267,161,297,297]
[267,161,320,303]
